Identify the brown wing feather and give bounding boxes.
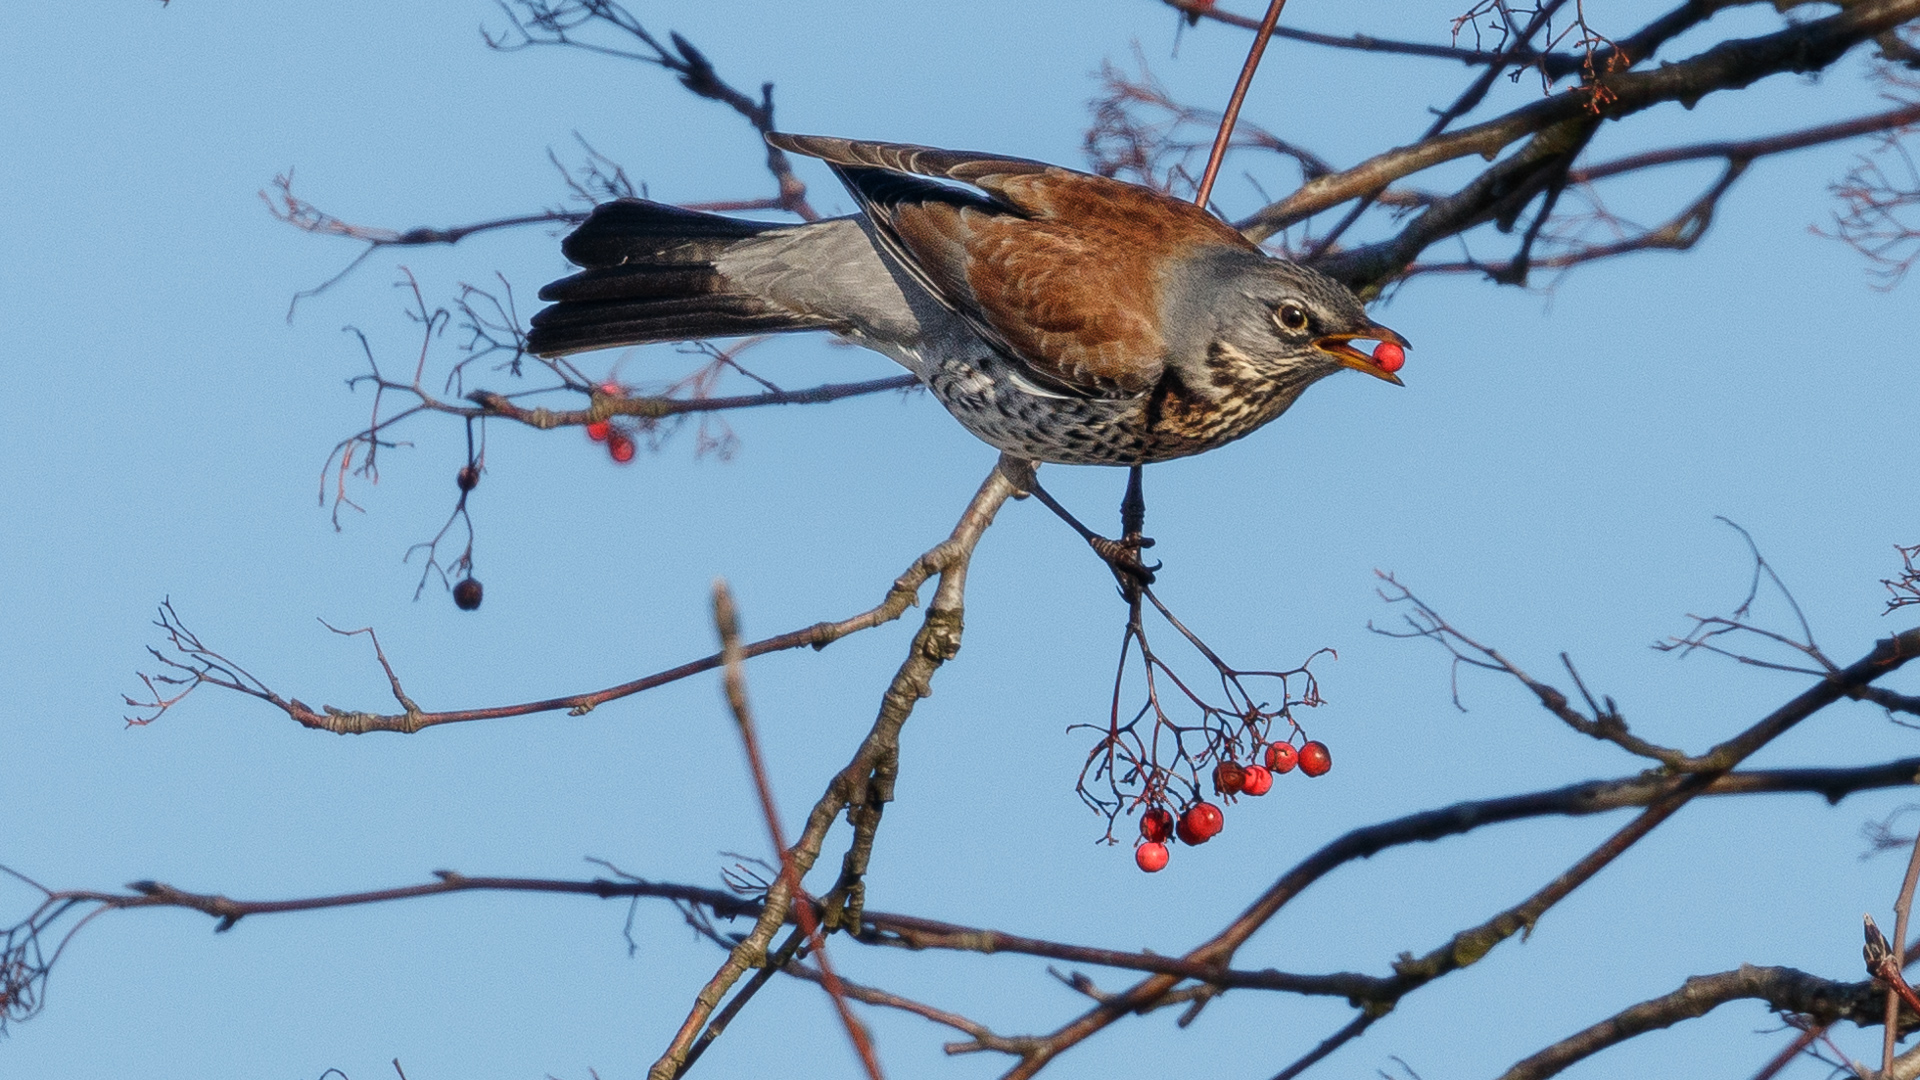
[769,134,1256,395]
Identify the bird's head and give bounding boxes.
[1170,249,1409,388]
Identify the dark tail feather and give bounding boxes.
[526,199,842,357]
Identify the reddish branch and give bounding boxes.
[1087,55,1356,209]
[643,586,886,1080]
[1826,126,1920,286]
[464,375,919,430]
[1891,545,1920,613]
[1192,0,1291,208]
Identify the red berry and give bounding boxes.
[1240,764,1273,796]
[1179,802,1223,844]
[452,577,483,611]
[608,434,636,463]
[1195,801,1223,835]
[1213,761,1245,796]
[1265,741,1298,774]
[1299,740,1332,777]
[599,381,624,397]
[1135,841,1170,873]
[585,420,611,442]
[456,464,480,491]
[1372,341,1406,373]
[1140,807,1174,844]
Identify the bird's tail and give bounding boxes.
[525,199,846,357]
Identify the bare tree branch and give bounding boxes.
[1495,965,1893,1080]
[13,753,1920,1040]
[1227,0,1920,292]
[1153,0,1596,77]
[483,0,816,220]
[986,625,1920,1079]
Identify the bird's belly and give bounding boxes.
[915,351,1293,466]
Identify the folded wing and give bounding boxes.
[769,133,1258,397]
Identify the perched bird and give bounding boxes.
[526,135,1407,467]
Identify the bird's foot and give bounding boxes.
[1089,533,1160,590]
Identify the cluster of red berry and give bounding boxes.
[584,382,636,463]
[1133,739,1331,873]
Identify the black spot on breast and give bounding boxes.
[1202,340,1264,398]
[1144,367,1190,432]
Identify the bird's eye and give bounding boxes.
[1276,304,1309,332]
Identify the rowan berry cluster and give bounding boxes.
[1132,738,1331,873]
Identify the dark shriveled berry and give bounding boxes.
[457,464,480,491]
[1213,761,1245,796]
[1140,807,1174,844]
[452,577,483,611]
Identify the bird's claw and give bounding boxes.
[1089,534,1160,589]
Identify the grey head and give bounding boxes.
[1159,246,1408,392]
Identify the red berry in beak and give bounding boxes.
[1372,341,1405,373]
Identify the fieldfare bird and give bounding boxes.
[526,135,1407,467]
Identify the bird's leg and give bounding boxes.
[1106,465,1159,598]
[1022,464,1160,591]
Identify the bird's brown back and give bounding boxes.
[770,134,1259,396]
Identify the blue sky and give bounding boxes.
[4,2,1918,1078]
